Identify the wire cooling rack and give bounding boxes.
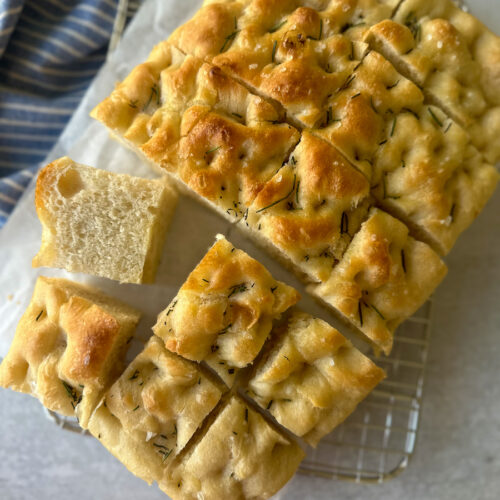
[300,300,433,482]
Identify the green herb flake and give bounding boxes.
[450,203,456,222]
[232,112,243,119]
[269,19,287,33]
[358,301,363,326]
[128,100,138,109]
[387,80,399,90]
[390,117,397,137]
[256,174,297,213]
[444,122,452,133]
[427,107,443,127]
[401,249,406,273]
[370,304,385,320]
[228,282,248,298]
[340,211,349,235]
[271,40,277,63]
[266,400,274,410]
[35,310,44,322]
[205,145,221,156]
[351,92,361,100]
[129,370,139,381]
[220,30,240,53]
[133,405,140,412]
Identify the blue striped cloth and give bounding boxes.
[0,0,142,228]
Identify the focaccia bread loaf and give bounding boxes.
[87,335,224,485]
[165,395,305,500]
[308,208,447,354]
[248,310,385,446]
[0,277,141,428]
[91,40,300,223]
[33,157,178,284]
[364,0,500,164]
[243,131,372,282]
[153,235,300,385]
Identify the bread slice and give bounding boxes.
[367,0,500,164]
[153,235,300,386]
[90,40,300,225]
[0,276,141,428]
[165,395,305,500]
[168,0,399,128]
[316,50,499,255]
[242,131,373,283]
[87,335,224,486]
[33,157,178,284]
[248,310,385,447]
[308,208,447,355]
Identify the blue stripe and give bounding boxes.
[0,0,145,227]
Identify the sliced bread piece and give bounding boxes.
[33,157,177,284]
[0,276,141,428]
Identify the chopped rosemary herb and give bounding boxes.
[358,301,363,326]
[444,122,452,133]
[160,448,172,462]
[133,405,140,411]
[128,100,138,109]
[256,174,297,213]
[270,286,278,293]
[202,278,210,283]
[35,310,44,322]
[266,400,274,410]
[449,203,456,222]
[339,74,356,91]
[128,369,139,381]
[269,19,287,33]
[205,146,221,156]
[387,81,399,90]
[390,117,397,136]
[304,255,310,261]
[232,112,243,118]
[198,377,201,385]
[351,92,361,100]
[217,323,232,335]
[233,431,238,435]
[228,282,248,298]
[370,304,385,320]
[166,299,177,316]
[401,249,406,273]
[427,107,443,127]
[379,139,388,146]
[340,211,349,235]
[143,84,160,111]
[126,336,133,344]
[290,155,296,165]
[295,180,300,205]
[404,12,421,42]
[370,97,378,114]
[283,355,289,361]
[271,40,277,63]
[401,160,406,168]
[211,344,219,353]
[402,107,419,120]
[220,30,240,53]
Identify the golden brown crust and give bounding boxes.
[367,3,500,163]
[153,236,300,385]
[244,132,372,282]
[308,208,447,354]
[248,310,385,446]
[88,335,223,482]
[165,396,305,500]
[0,277,141,427]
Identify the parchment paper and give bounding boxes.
[0,1,499,499]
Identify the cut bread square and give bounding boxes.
[374,0,500,164]
[87,336,224,486]
[241,131,372,282]
[153,235,300,386]
[316,50,499,255]
[0,276,141,428]
[308,208,447,355]
[248,310,385,446]
[33,157,178,284]
[170,0,374,128]
[164,395,305,500]
[91,40,300,222]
